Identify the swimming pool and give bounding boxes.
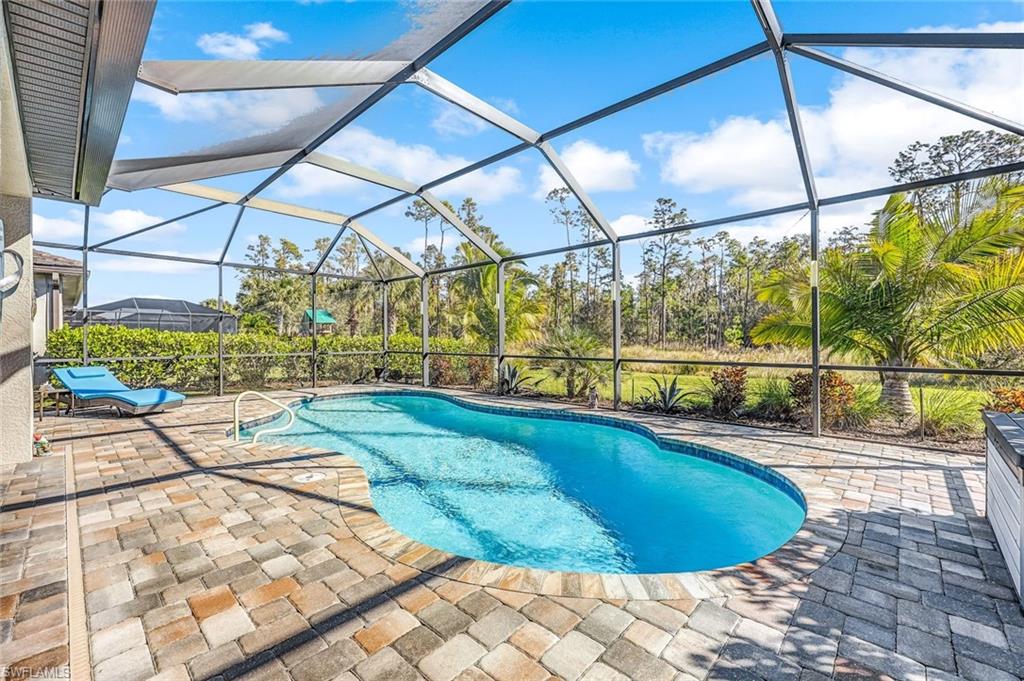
[247,393,806,574]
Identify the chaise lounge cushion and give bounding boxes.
[53,367,185,408]
[73,387,185,407]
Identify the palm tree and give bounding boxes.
[753,179,1024,416]
[537,330,609,399]
[452,243,546,350]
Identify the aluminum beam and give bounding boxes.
[752,0,818,207]
[219,206,247,264]
[784,32,1024,49]
[359,234,386,282]
[537,141,618,242]
[421,276,430,386]
[305,152,500,263]
[611,241,622,410]
[138,59,408,94]
[312,224,351,275]
[409,70,615,245]
[240,1,510,203]
[496,262,505,366]
[311,274,318,388]
[107,149,298,192]
[809,208,821,437]
[419,192,501,263]
[217,263,224,396]
[790,46,1024,137]
[348,219,424,278]
[409,69,540,144]
[157,181,424,278]
[89,201,226,250]
[304,152,419,193]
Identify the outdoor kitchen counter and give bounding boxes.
[984,411,1024,602]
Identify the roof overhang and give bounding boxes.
[3,0,154,205]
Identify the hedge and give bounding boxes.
[44,326,490,394]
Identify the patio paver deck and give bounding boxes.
[1,386,1021,681]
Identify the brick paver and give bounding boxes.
[0,386,1018,681]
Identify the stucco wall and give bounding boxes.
[1,17,35,466]
[1,195,34,466]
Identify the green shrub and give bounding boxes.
[841,385,888,430]
[789,370,856,429]
[44,326,482,393]
[708,366,747,417]
[920,390,982,437]
[750,378,794,421]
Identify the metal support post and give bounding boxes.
[381,281,389,377]
[311,273,318,388]
[612,241,622,410]
[421,276,430,386]
[496,262,506,379]
[81,207,90,364]
[218,263,224,396]
[810,208,822,437]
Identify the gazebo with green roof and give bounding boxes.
[303,308,337,335]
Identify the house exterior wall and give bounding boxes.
[1,18,35,466]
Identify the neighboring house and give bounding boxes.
[32,249,82,355]
[302,308,337,335]
[72,297,238,333]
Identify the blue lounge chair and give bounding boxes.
[53,366,185,416]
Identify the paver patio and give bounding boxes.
[2,386,1021,681]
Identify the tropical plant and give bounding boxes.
[788,370,857,429]
[843,385,889,430]
[453,245,546,347]
[754,178,1024,416]
[707,366,747,417]
[497,362,536,395]
[920,390,982,437]
[750,377,794,421]
[536,331,609,399]
[636,375,694,414]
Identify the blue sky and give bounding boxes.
[31,0,1024,305]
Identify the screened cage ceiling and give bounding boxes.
[29,0,1024,283]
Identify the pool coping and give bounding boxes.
[234,387,848,601]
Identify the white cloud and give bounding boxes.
[196,21,288,60]
[93,209,185,238]
[535,140,640,198]
[244,22,288,43]
[133,84,323,133]
[404,234,444,256]
[431,103,489,138]
[610,214,648,236]
[197,33,261,60]
[276,125,523,203]
[491,97,520,116]
[33,210,84,240]
[643,20,1024,217]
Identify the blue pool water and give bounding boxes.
[250,394,805,574]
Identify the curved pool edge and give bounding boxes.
[234,387,849,601]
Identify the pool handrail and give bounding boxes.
[233,390,295,443]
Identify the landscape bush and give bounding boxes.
[44,326,484,393]
[749,378,794,421]
[988,387,1024,414]
[920,390,982,436]
[789,370,856,429]
[708,366,747,417]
